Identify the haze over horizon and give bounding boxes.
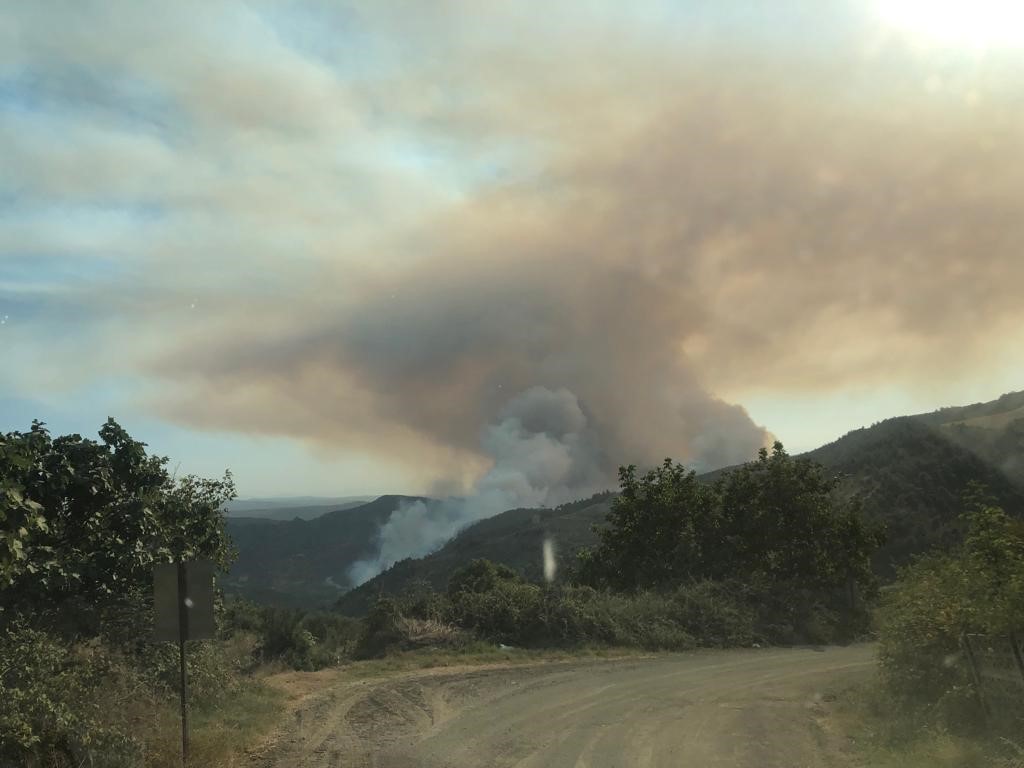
[3,1,1023,498]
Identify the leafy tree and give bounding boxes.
[0,419,236,635]
[0,426,49,591]
[576,443,882,599]
[447,558,521,597]
[575,459,719,590]
[714,443,882,591]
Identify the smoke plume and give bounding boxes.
[138,3,1024,551]
[349,386,618,584]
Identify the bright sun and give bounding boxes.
[876,0,1024,50]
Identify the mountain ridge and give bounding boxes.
[223,390,1024,611]
[335,393,1024,614]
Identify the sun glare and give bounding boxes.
[876,0,1024,50]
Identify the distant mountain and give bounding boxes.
[227,501,372,525]
[225,496,373,519]
[222,495,431,608]
[334,392,1024,615]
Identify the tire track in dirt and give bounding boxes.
[250,646,874,768]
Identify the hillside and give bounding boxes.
[805,417,1024,572]
[225,497,373,521]
[222,495,431,608]
[231,391,1024,613]
[335,492,614,615]
[909,390,1024,488]
[226,501,370,526]
[335,399,1024,615]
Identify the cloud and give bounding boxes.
[3,1,1024,498]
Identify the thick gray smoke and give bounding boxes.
[348,386,609,585]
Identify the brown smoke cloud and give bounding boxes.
[143,5,1024,493]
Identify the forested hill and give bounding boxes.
[909,390,1024,489]
[223,495,432,608]
[336,492,615,615]
[700,390,1024,488]
[805,416,1024,572]
[909,389,1024,428]
[337,408,1024,615]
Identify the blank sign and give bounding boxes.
[153,560,216,642]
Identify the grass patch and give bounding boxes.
[335,642,652,679]
[142,679,284,768]
[835,681,1024,768]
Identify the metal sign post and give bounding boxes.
[177,562,190,766]
[154,560,216,768]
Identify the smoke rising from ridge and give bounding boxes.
[349,386,623,584]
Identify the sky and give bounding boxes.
[2,0,1023,498]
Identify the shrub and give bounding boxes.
[448,559,521,598]
[448,580,543,644]
[236,604,359,670]
[440,560,794,651]
[399,579,450,622]
[875,497,1024,732]
[669,581,757,647]
[0,623,142,767]
[397,617,468,649]
[354,598,406,658]
[876,553,980,728]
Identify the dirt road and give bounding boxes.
[252,645,874,767]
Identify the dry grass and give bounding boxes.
[137,679,284,768]
[834,681,1024,768]
[397,616,466,648]
[334,642,652,680]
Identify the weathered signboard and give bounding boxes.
[153,560,216,642]
[153,559,216,766]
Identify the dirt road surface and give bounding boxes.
[252,644,874,768]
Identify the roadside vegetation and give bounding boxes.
[0,421,282,767]
[839,485,1024,766]
[6,419,1021,767]
[355,443,884,656]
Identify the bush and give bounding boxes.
[220,601,360,671]
[354,598,406,658]
[447,559,521,598]
[876,553,981,729]
[875,497,1024,732]
[0,623,142,767]
[734,579,851,645]
[435,560,843,651]
[602,591,695,650]
[668,581,757,647]
[399,579,450,622]
[449,579,543,643]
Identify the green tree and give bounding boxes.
[0,425,49,591]
[576,459,719,590]
[447,558,521,597]
[576,443,882,597]
[714,443,882,591]
[0,419,236,635]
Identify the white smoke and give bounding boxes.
[347,386,608,586]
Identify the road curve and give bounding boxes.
[255,644,874,768]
